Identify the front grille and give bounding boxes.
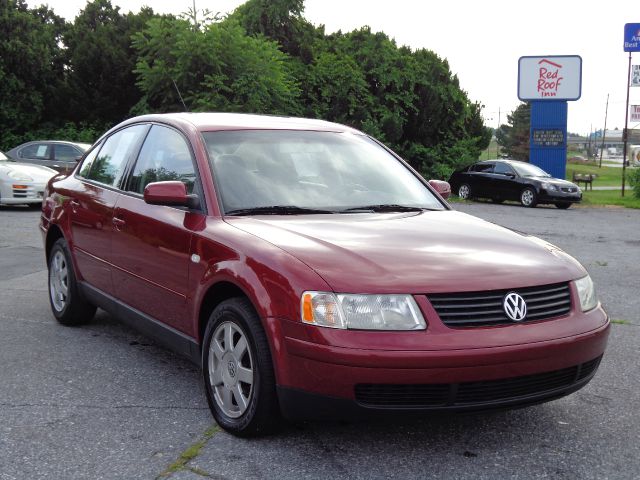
[428,283,571,327]
[354,356,602,409]
[561,187,578,193]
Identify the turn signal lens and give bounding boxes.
[12,184,28,189]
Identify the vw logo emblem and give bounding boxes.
[227,361,236,378]
[503,292,527,321]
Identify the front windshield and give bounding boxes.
[203,130,444,214]
[512,162,551,177]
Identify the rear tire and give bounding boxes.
[555,202,571,209]
[48,238,96,325]
[202,298,279,437]
[520,187,538,208]
[458,184,471,200]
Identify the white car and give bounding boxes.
[0,150,58,208]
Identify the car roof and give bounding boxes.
[477,159,528,166]
[118,112,363,134]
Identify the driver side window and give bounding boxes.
[126,125,197,195]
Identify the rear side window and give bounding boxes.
[20,143,51,159]
[78,144,101,177]
[85,125,147,187]
[471,163,494,173]
[126,125,196,195]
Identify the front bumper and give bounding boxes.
[538,188,582,204]
[0,182,46,205]
[266,298,609,419]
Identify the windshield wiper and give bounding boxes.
[340,204,429,213]
[225,205,336,216]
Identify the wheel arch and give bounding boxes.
[197,281,255,346]
[45,224,64,263]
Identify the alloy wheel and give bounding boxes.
[208,321,255,418]
[49,250,69,312]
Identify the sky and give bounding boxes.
[37,0,640,136]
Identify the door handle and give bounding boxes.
[69,199,80,213]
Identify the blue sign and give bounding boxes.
[624,23,640,52]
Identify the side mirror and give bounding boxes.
[428,180,451,200]
[143,181,200,209]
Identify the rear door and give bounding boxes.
[69,125,149,295]
[468,162,494,197]
[16,142,55,170]
[111,124,205,334]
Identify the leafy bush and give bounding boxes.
[629,167,640,199]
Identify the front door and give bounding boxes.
[111,124,204,334]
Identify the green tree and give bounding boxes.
[132,16,301,115]
[496,103,531,161]
[0,0,66,148]
[63,0,158,127]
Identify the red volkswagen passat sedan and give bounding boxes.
[41,113,609,436]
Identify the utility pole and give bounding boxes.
[599,94,609,169]
[496,107,501,158]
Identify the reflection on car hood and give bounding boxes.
[0,162,58,182]
[529,176,578,187]
[226,210,586,293]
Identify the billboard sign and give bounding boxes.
[624,23,640,52]
[632,65,640,86]
[631,105,640,122]
[518,56,582,101]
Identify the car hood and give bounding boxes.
[225,210,586,293]
[529,176,579,188]
[0,162,57,182]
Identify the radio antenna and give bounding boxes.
[172,79,189,112]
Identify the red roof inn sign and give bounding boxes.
[518,56,582,101]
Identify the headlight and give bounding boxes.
[7,170,33,181]
[301,292,426,330]
[541,182,557,191]
[574,275,598,312]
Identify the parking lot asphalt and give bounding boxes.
[0,202,639,480]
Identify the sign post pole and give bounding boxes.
[623,23,640,196]
[622,52,631,196]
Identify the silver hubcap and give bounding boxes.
[521,189,534,206]
[49,250,69,312]
[459,185,470,199]
[208,321,254,418]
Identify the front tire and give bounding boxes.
[520,187,538,208]
[458,184,471,200]
[48,238,96,325]
[202,298,279,437]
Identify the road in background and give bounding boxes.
[0,203,638,480]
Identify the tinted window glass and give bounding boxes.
[127,125,196,195]
[55,144,81,162]
[493,163,515,175]
[78,144,101,178]
[203,130,444,213]
[471,163,494,173]
[512,163,551,177]
[20,143,51,159]
[86,125,147,187]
